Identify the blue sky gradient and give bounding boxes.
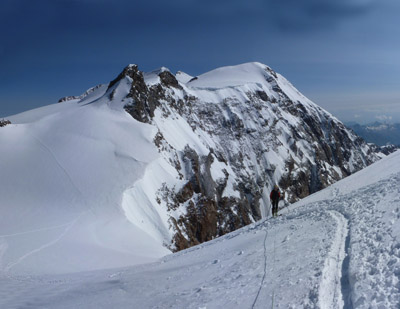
[1,0,399,123]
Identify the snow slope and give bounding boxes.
[1,149,399,308]
[0,79,170,275]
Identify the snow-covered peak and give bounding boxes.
[187,62,274,88]
[126,63,139,69]
[175,70,194,84]
[143,71,161,86]
[143,67,171,86]
[57,84,107,103]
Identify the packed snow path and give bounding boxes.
[1,152,400,308]
[318,211,349,309]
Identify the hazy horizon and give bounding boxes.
[1,0,399,124]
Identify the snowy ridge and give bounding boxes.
[1,81,169,274]
[58,84,107,103]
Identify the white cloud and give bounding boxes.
[375,115,392,122]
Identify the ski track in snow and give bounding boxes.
[3,212,86,273]
[318,210,349,309]
[2,176,400,308]
[0,221,78,238]
[27,131,87,201]
[251,226,269,309]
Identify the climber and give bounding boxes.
[270,185,281,217]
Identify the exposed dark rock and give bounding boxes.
[265,66,278,79]
[58,85,104,103]
[110,65,160,123]
[176,181,194,204]
[255,91,270,102]
[112,65,187,123]
[376,144,398,155]
[124,66,153,122]
[58,96,80,103]
[157,145,256,251]
[0,119,11,127]
[108,65,141,90]
[159,71,183,90]
[153,131,164,149]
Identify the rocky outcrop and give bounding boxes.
[368,143,398,156]
[109,65,184,123]
[155,144,254,251]
[159,71,183,90]
[0,119,11,127]
[277,105,377,202]
[176,147,253,247]
[58,84,103,103]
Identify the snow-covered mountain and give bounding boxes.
[0,62,383,274]
[1,141,399,308]
[346,121,400,147]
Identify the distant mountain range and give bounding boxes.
[345,122,400,146]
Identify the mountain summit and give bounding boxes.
[1,62,383,273]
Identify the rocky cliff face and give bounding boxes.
[0,119,11,127]
[58,84,104,103]
[100,62,383,251]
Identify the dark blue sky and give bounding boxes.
[1,0,399,123]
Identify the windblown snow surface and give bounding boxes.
[0,81,171,276]
[1,140,400,308]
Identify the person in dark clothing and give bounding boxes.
[270,185,281,217]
